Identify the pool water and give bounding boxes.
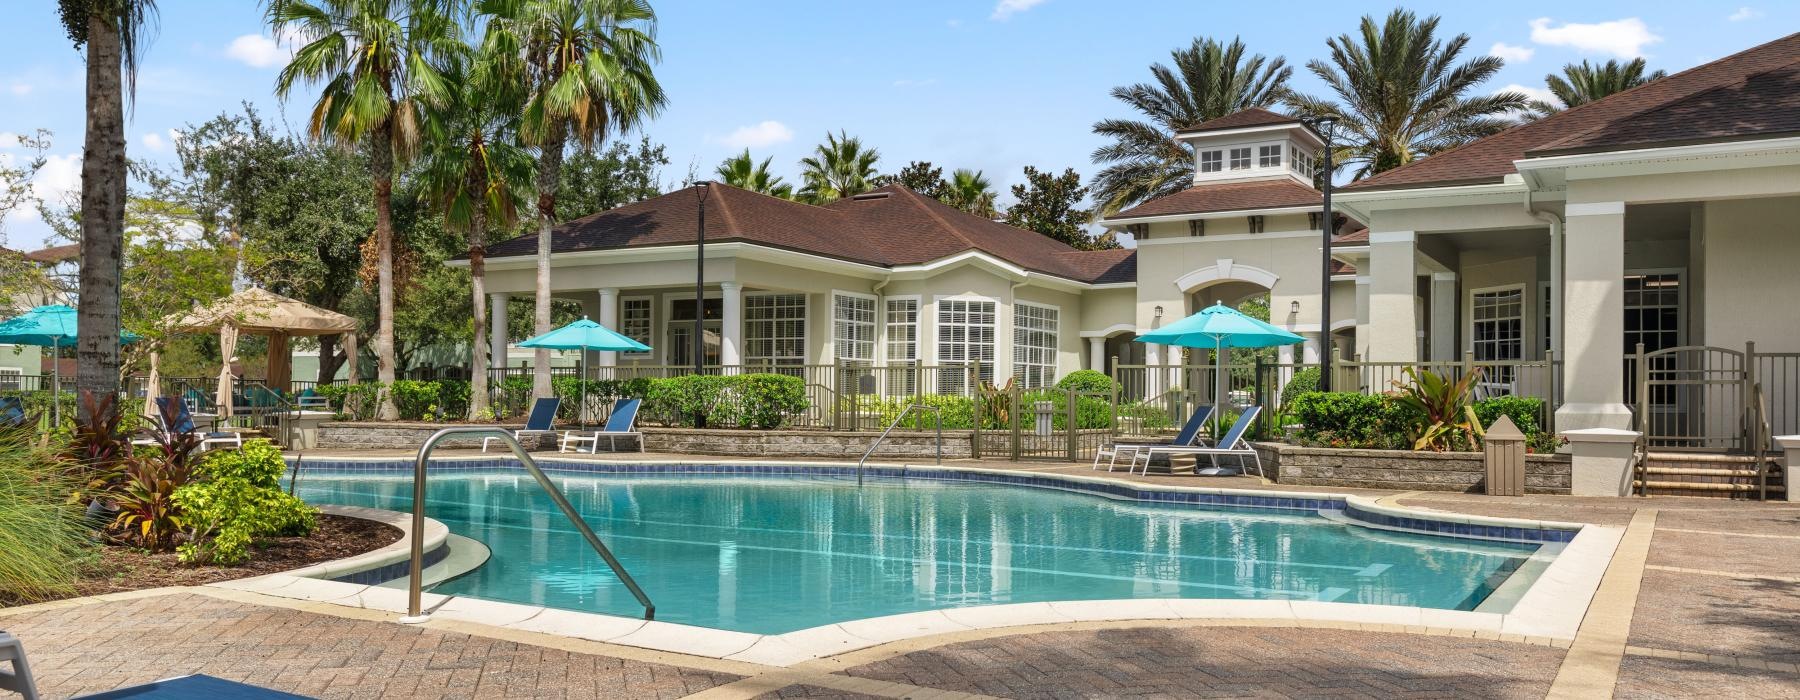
[294,470,1539,635]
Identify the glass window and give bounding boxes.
[1188,219,1204,237]
[1199,150,1222,173]
[1259,144,1281,168]
[0,368,20,391]
[745,293,807,368]
[620,298,651,356]
[935,299,996,393]
[1472,288,1524,392]
[1229,147,1251,170]
[833,294,876,364]
[885,298,920,394]
[1013,304,1059,388]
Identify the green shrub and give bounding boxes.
[315,382,385,420]
[1472,396,1545,435]
[175,439,316,565]
[197,439,287,488]
[846,394,980,429]
[435,379,471,419]
[0,432,90,603]
[1279,367,1320,407]
[1288,391,1417,449]
[1054,370,1116,395]
[388,380,440,421]
[643,374,810,428]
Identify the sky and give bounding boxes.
[1,1,1794,252]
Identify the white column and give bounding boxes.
[1353,277,1371,360]
[1368,231,1419,362]
[1556,201,1633,431]
[489,293,510,369]
[719,282,743,370]
[1430,272,1458,362]
[1087,336,1106,372]
[597,288,619,367]
[1144,342,1163,395]
[1300,332,1321,364]
[1778,436,1800,503]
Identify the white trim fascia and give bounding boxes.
[1078,323,1136,338]
[1173,259,1281,293]
[1513,135,1800,174]
[1432,271,1459,281]
[1331,181,1529,218]
[1368,231,1416,244]
[1086,282,1137,290]
[887,250,1094,293]
[1176,123,1325,148]
[458,241,889,278]
[1354,276,1372,286]
[1098,205,1317,227]
[1565,201,1626,217]
[1330,274,1356,282]
[1133,229,1319,246]
[1331,244,1370,257]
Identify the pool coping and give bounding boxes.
[252,457,1621,667]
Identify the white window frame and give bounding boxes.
[1199,150,1222,173]
[1468,284,1526,394]
[1228,147,1252,170]
[831,290,877,365]
[933,295,998,393]
[620,296,654,359]
[664,292,723,368]
[1012,301,1060,389]
[1258,144,1282,168]
[743,292,808,367]
[0,367,21,392]
[883,295,921,365]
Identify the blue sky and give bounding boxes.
[2,1,1793,251]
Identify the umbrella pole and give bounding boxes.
[51,339,59,426]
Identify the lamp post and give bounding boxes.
[692,181,709,427]
[1303,116,1339,391]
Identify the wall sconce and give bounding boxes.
[1289,300,1301,315]
[1153,305,1164,319]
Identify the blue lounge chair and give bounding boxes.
[157,396,243,452]
[1140,406,1264,477]
[560,399,644,454]
[0,397,26,430]
[483,397,561,452]
[1092,404,1214,472]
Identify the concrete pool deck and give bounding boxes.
[5,451,1799,698]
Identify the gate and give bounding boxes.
[971,386,1117,461]
[1633,344,1749,451]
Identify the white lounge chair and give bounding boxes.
[560,399,645,454]
[0,630,38,700]
[483,397,562,452]
[1093,405,1213,472]
[1138,406,1264,477]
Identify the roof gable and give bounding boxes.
[1180,107,1302,134]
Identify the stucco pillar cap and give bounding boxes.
[1775,435,1800,450]
[1560,428,1640,444]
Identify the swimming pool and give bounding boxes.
[291,463,1551,635]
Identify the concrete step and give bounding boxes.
[1644,451,1773,464]
[1634,480,1786,493]
[1641,466,1766,478]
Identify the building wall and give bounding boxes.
[1702,195,1800,351]
[0,344,42,388]
[1132,215,1325,335]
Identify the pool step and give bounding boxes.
[1635,452,1784,499]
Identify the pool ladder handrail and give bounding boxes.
[403,427,655,622]
[857,404,943,486]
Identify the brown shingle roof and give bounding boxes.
[1348,32,1800,191]
[1109,179,1321,219]
[484,183,1125,284]
[1179,107,1301,134]
[1332,228,1369,244]
[1053,249,1136,284]
[1531,63,1800,155]
[23,244,78,264]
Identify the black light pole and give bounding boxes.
[1305,116,1339,391]
[693,181,709,427]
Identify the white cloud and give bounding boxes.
[8,82,30,96]
[225,29,300,68]
[1728,7,1761,21]
[990,0,1045,21]
[1489,42,1534,63]
[1528,17,1662,58]
[716,121,794,149]
[138,129,181,153]
[1498,83,1558,108]
[0,152,80,227]
[946,19,964,29]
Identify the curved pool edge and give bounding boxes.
[263,456,1623,666]
[205,504,453,599]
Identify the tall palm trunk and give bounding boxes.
[371,122,399,420]
[531,125,566,401]
[467,168,492,420]
[76,12,126,421]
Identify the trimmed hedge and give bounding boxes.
[1289,391,1557,452]
[643,373,809,429]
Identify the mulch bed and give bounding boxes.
[1,514,402,607]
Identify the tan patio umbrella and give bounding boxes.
[173,287,362,413]
[216,322,239,417]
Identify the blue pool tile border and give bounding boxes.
[328,539,449,586]
[287,457,1577,544]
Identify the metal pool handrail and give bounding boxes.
[402,427,655,622]
[857,404,943,486]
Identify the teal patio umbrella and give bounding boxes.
[517,317,651,426]
[1136,302,1303,451]
[0,304,141,424]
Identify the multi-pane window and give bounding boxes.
[1188,219,1205,237]
[833,294,876,364]
[745,294,807,368]
[1291,150,1314,177]
[0,368,20,391]
[885,298,920,393]
[1229,147,1252,170]
[1472,288,1524,392]
[1013,304,1059,388]
[1199,150,1222,173]
[1258,144,1282,168]
[620,298,651,356]
[1247,215,1265,234]
[935,299,996,393]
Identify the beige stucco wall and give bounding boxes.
[1702,195,1800,351]
[1459,253,1542,360]
[1131,226,1327,334]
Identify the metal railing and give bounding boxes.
[1752,382,1773,500]
[857,404,943,486]
[402,427,654,622]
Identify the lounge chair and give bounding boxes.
[0,630,38,700]
[294,388,330,410]
[483,397,561,452]
[560,399,645,454]
[1092,405,1214,472]
[1138,406,1264,477]
[157,396,244,452]
[0,397,26,430]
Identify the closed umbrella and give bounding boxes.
[1136,303,1303,457]
[0,304,140,425]
[518,317,651,427]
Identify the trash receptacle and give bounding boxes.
[1484,415,1526,496]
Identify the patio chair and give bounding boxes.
[560,399,645,454]
[294,388,330,411]
[483,397,561,452]
[0,630,38,700]
[157,396,244,452]
[1139,406,1264,478]
[0,397,26,430]
[1092,405,1214,472]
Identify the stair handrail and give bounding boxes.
[1752,382,1772,500]
[857,404,943,486]
[402,427,654,622]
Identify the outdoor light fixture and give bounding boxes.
[1290,300,1301,315]
[1153,305,1164,319]
[1302,115,1340,390]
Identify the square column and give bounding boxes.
[720,282,743,369]
[1144,342,1163,396]
[1367,231,1419,362]
[489,293,510,370]
[1353,277,1371,360]
[1556,202,1633,431]
[1430,272,1457,362]
[597,288,619,367]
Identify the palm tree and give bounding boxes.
[417,60,535,421]
[480,0,667,399]
[715,149,793,199]
[269,0,465,420]
[59,0,158,417]
[1089,37,1290,216]
[1529,59,1666,117]
[797,131,879,204]
[1287,9,1527,179]
[942,169,997,217]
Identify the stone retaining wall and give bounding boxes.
[1255,443,1571,494]
[645,428,973,459]
[316,422,557,451]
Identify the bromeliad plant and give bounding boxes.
[1389,366,1487,452]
